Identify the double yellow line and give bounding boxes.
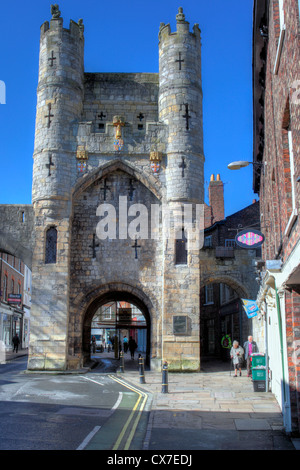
[109,375,148,450]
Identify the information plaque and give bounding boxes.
[173,315,188,335]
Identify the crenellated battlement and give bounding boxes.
[40,5,84,42]
[159,7,201,43]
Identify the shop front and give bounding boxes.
[0,304,23,350]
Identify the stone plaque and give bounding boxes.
[173,315,188,335]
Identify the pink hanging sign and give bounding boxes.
[235,229,265,249]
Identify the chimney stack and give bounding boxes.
[209,174,224,223]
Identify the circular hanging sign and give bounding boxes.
[235,229,265,249]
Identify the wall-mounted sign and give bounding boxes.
[117,308,132,325]
[241,299,259,319]
[235,229,265,249]
[7,294,22,306]
[266,259,282,271]
[173,315,188,335]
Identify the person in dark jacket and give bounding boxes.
[91,336,96,354]
[12,333,20,353]
[128,337,137,359]
[243,336,258,377]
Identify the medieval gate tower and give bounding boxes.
[28,6,204,371]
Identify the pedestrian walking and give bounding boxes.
[12,333,20,353]
[243,335,258,377]
[123,335,129,353]
[91,336,96,354]
[128,336,137,359]
[230,340,244,377]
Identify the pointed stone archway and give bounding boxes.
[200,274,250,300]
[72,158,163,203]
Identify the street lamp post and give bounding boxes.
[227,161,264,171]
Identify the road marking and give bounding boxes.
[80,376,123,412]
[77,426,101,450]
[79,376,104,386]
[76,377,123,450]
[108,375,148,450]
[112,391,123,410]
[124,393,147,450]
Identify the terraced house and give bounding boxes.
[253,0,300,435]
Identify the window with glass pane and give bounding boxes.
[205,284,214,304]
[204,236,212,247]
[3,275,7,300]
[225,239,236,247]
[45,227,57,264]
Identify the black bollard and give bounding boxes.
[161,361,168,393]
[120,351,124,373]
[139,354,146,384]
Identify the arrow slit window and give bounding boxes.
[45,226,57,264]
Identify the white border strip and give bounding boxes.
[77,426,101,450]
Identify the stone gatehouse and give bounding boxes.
[0,6,260,371]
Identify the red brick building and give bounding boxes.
[253,0,300,434]
[0,252,26,350]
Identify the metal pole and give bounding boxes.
[161,361,168,393]
[114,301,118,359]
[139,354,145,384]
[120,350,124,373]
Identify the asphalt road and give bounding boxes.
[0,356,150,451]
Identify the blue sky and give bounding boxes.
[0,0,255,216]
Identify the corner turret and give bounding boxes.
[32,5,85,202]
[158,7,204,204]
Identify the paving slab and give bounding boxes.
[235,418,271,430]
[112,357,297,450]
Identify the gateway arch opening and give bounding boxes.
[200,281,252,362]
[91,301,147,357]
[82,292,151,368]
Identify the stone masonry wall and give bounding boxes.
[0,205,34,268]
[68,169,163,366]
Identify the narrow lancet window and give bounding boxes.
[175,228,187,265]
[45,226,57,264]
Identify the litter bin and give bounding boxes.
[252,366,267,392]
[251,353,266,367]
[253,380,266,392]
